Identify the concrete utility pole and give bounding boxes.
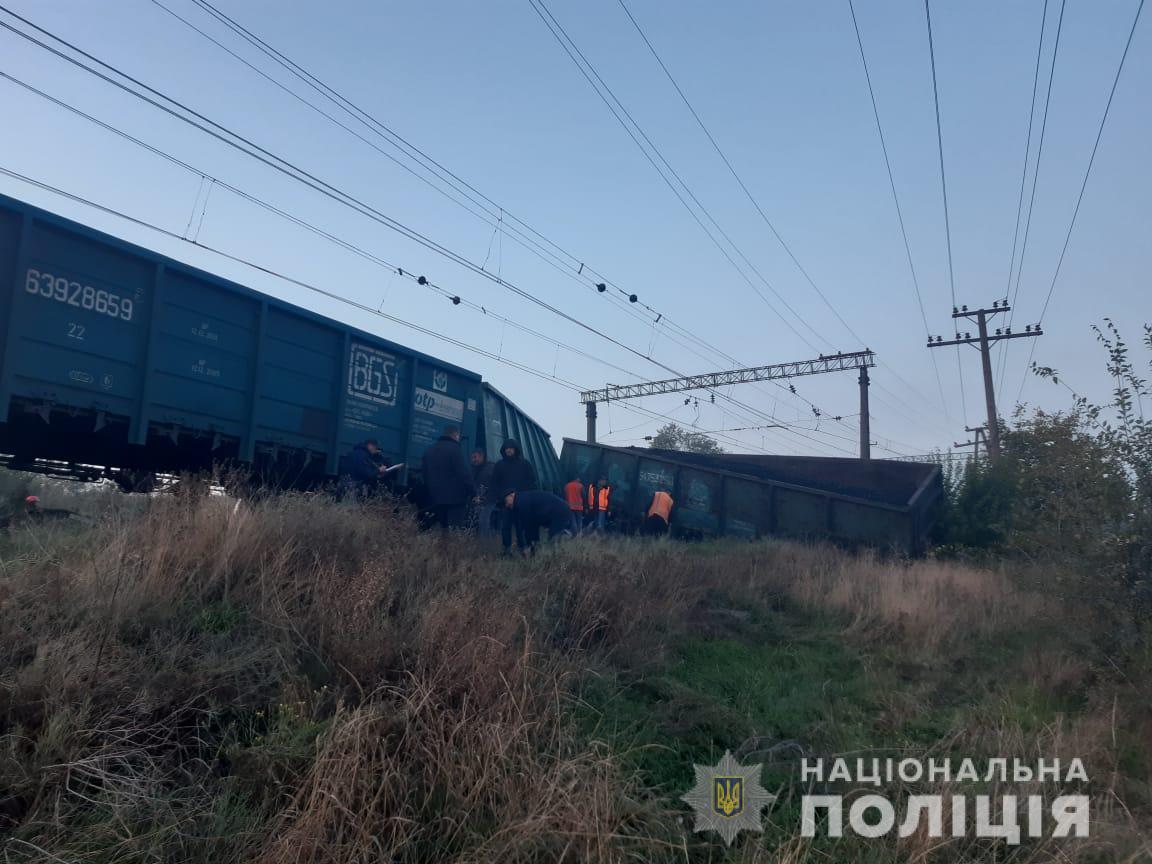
[579,350,876,458]
[927,302,1042,459]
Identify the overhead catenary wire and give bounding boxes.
[0,5,892,453]
[2,164,816,457]
[616,0,854,340]
[525,0,827,352]
[0,15,870,455]
[0,135,848,456]
[154,0,659,334]
[135,0,872,445]
[0,9,680,374]
[522,0,908,442]
[165,0,926,446]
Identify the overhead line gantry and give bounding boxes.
[580,350,877,459]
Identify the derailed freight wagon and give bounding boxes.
[0,192,559,489]
[561,439,942,553]
[480,383,561,492]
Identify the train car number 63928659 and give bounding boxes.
[25,267,135,322]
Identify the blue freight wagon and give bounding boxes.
[480,382,562,493]
[0,192,560,490]
[561,439,942,553]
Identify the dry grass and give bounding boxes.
[0,489,1147,862]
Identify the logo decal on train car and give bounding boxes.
[432,369,449,392]
[348,343,399,406]
[414,388,464,421]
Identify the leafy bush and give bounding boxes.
[938,320,1152,603]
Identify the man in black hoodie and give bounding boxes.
[421,425,475,532]
[490,439,537,553]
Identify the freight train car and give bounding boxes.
[560,439,942,553]
[0,192,559,489]
[480,383,562,492]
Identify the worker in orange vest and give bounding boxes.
[587,477,611,532]
[644,488,673,536]
[563,475,586,534]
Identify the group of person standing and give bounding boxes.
[342,426,675,554]
[563,476,613,533]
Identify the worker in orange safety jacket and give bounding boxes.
[586,477,611,531]
[644,488,673,536]
[563,476,585,534]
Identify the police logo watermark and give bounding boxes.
[682,751,775,846]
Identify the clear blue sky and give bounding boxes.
[1,0,1147,458]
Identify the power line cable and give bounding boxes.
[149,0,868,441]
[923,0,968,421]
[0,8,681,375]
[1015,0,1145,407]
[1002,0,1051,311]
[617,0,947,434]
[3,163,810,455]
[0,6,870,452]
[523,0,895,443]
[846,0,950,425]
[616,0,853,340]
[525,0,827,353]
[997,0,1066,393]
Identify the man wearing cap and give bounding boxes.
[341,438,390,499]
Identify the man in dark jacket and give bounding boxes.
[421,425,475,532]
[503,489,573,554]
[490,439,537,553]
[470,448,497,535]
[342,439,388,499]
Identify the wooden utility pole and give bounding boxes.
[927,302,1042,459]
[953,425,987,461]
